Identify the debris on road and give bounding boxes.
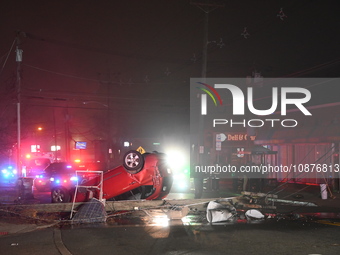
[206,201,236,223]
[71,198,107,224]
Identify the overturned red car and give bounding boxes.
[50,150,173,203]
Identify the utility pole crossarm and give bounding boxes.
[190,1,225,13]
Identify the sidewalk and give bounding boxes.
[0,222,47,236]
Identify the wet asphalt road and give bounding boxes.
[0,217,340,255]
[1,181,340,254]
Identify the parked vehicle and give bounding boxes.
[26,157,51,178]
[50,150,173,203]
[34,162,106,192]
[34,172,51,191]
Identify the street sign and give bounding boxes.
[216,134,222,151]
[216,141,221,151]
[136,146,146,154]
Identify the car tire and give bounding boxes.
[51,187,70,203]
[123,150,145,174]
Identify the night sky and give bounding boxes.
[1,0,339,143]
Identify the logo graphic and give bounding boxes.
[196,82,223,115]
[192,78,313,129]
[199,83,311,117]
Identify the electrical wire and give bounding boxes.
[0,39,16,77]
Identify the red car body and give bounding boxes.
[51,151,173,203]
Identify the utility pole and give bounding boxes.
[191,1,224,198]
[107,73,112,169]
[191,1,224,78]
[98,72,113,169]
[53,108,58,162]
[15,32,23,176]
[64,107,71,162]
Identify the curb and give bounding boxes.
[54,228,72,255]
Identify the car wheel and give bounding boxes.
[123,150,145,174]
[51,187,70,203]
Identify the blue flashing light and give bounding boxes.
[55,179,60,184]
[70,176,78,182]
[1,166,17,179]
